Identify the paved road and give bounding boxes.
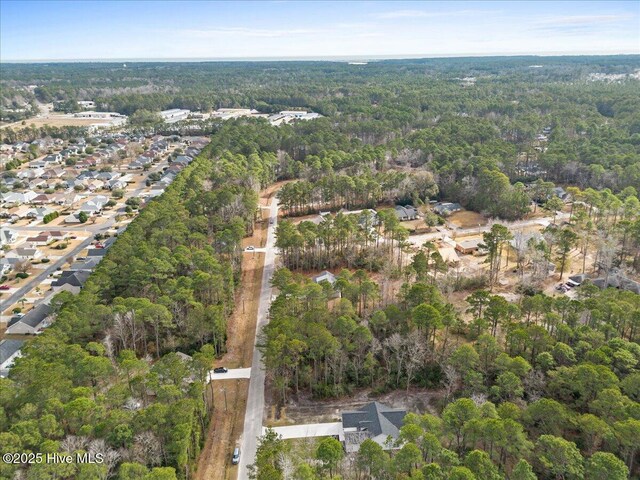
[1,182,150,314]
[1,231,105,315]
[263,422,343,440]
[208,367,251,381]
[237,196,279,480]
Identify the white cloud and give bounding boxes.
[536,13,634,26]
[373,9,494,19]
[179,27,320,38]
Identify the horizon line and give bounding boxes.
[2,51,640,64]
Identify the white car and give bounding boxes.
[245,246,255,251]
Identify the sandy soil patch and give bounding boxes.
[448,210,488,229]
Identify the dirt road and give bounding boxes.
[195,183,282,480]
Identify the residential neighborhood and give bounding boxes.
[1,131,209,373]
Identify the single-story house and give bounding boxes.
[69,256,102,271]
[87,248,107,258]
[313,271,337,286]
[0,227,19,247]
[8,247,43,260]
[433,202,463,216]
[455,238,484,255]
[0,339,25,378]
[31,194,52,205]
[2,191,38,205]
[553,187,569,201]
[394,205,419,221]
[26,206,56,220]
[26,233,52,246]
[51,270,91,294]
[6,304,52,335]
[568,274,587,285]
[43,153,62,163]
[0,261,15,276]
[42,230,68,242]
[342,402,407,453]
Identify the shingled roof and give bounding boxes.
[341,401,406,438]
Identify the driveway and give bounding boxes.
[263,422,344,440]
[208,368,251,381]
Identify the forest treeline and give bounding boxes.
[3,56,640,198]
[0,122,277,480]
[1,57,639,480]
[257,266,640,479]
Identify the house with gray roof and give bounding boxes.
[0,227,18,247]
[69,256,102,271]
[433,202,462,216]
[394,205,418,221]
[6,304,52,335]
[0,339,25,378]
[341,402,407,453]
[52,270,91,294]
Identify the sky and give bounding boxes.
[1,0,639,61]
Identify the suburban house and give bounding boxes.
[43,153,62,164]
[79,195,108,214]
[341,402,407,453]
[26,206,56,220]
[394,205,419,221]
[0,339,25,378]
[8,247,43,260]
[6,304,52,335]
[2,190,38,205]
[51,270,91,294]
[433,202,463,216]
[0,227,18,247]
[0,260,16,276]
[553,187,570,201]
[42,230,68,242]
[313,271,337,285]
[455,238,484,255]
[26,233,52,246]
[69,256,102,271]
[172,155,193,166]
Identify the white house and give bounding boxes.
[0,227,19,248]
[0,339,25,378]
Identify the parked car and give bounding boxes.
[0,285,11,290]
[95,243,105,249]
[245,246,255,251]
[214,367,228,374]
[232,447,240,465]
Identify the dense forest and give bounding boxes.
[256,268,639,479]
[0,122,277,479]
[3,55,640,201]
[1,56,639,480]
